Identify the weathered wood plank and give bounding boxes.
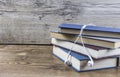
[0,45,119,77]
[0,45,53,65]
[0,0,120,44]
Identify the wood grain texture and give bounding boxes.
[0,45,119,77]
[0,0,120,44]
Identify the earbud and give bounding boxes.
[64,60,72,66]
[87,60,94,67]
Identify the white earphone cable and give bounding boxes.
[64,24,94,67]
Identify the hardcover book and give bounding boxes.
[59,23,120,38]
[52,38,120,59]
[53,46,118,72]
[50,31,120,48]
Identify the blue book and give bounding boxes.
[59,23,120,38]
[53,46,118,72]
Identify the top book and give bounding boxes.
[59,24,120,38]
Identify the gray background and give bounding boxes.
[0,0,120,44]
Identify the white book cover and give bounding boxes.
[52,38,120,59]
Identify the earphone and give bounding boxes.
[64,49,72,66]
[79,25,94,67]
[64,24,94,67]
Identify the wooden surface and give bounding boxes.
[0,0,120,44]
[0,45,120,77]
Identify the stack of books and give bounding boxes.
[50,23,120,72]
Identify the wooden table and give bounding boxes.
[0,45,119,77]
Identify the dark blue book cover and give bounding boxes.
[53,46,118,72]
[58,46,89,61]
[59,23,120,33]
